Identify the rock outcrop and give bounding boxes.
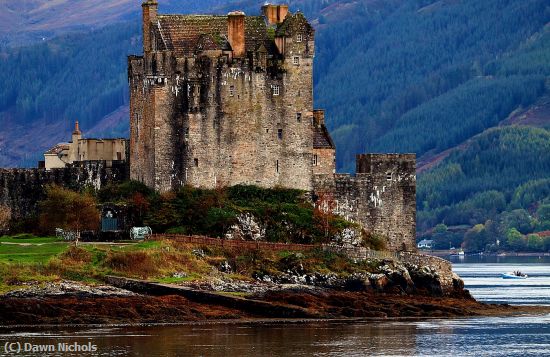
[252,255,469,298]
[225,213,266,241]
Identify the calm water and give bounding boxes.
[451,255,550,306]
[1,256,548,356]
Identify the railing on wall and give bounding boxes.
[151,234,451,270]
[150,234,317,252]
[365,250,400,260]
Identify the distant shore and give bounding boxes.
[425,250,550,258]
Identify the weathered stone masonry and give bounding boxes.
[128,1,416,252]
[0,2,416,254]
[0,162,128,219]
[313,154,416,252]
[129,2,324,192]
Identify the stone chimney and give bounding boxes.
[262,4,289,25]
[142,0,158,53]
[228,11,246,58]
[313,110,325,128]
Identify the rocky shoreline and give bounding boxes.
[0,249,545,326]
[1,284,548,327]
[1,262,549,327]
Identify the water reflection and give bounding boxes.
[0,322,420,357]
[1,316,549,357]
[105,323,417,357]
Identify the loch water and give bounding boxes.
[1,256,549,356]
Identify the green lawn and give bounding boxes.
[0,234,63,244]
[0,239,148,264]
[0,242,69,264]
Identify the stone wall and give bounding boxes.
[0,161,128,219]
[313,154,416,252]
[322,244,368,261]
[312,148,335,176]
[127,4,417,253]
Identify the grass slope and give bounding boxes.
[0,238,372,294]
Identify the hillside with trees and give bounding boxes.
[0,0,548,250]
[417,127,550,251]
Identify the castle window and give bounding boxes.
[278,129,283,140]
[276,160,279,173]
[296,112,302,122]
[194,158,199,167]
[272,85,280,96]
[293,56,300,65]
[135,114,140,136]
[297,34,303,43]
[185,128,189,140]
[313,154,318,166]
[229,85,235,97]
[386,172,393,181]
[266,129,269,133]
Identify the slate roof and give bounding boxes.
[157,15,271,56]
[276,12,312,37]
[45,143,69,155]
[313,125,335,149]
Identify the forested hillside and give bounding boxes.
[0,0,549,249]
[0,22,139,166]
[417,127,550,251]
[314,0,549,171]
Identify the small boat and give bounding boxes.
[502,271,528,279]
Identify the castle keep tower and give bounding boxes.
[128,2,415,252]
[129,1,334,192]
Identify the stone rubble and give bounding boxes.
[3,281,135,298]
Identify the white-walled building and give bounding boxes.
[44,121,127,170]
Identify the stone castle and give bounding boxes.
[129,1,417,251]
[0,2,415,252]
